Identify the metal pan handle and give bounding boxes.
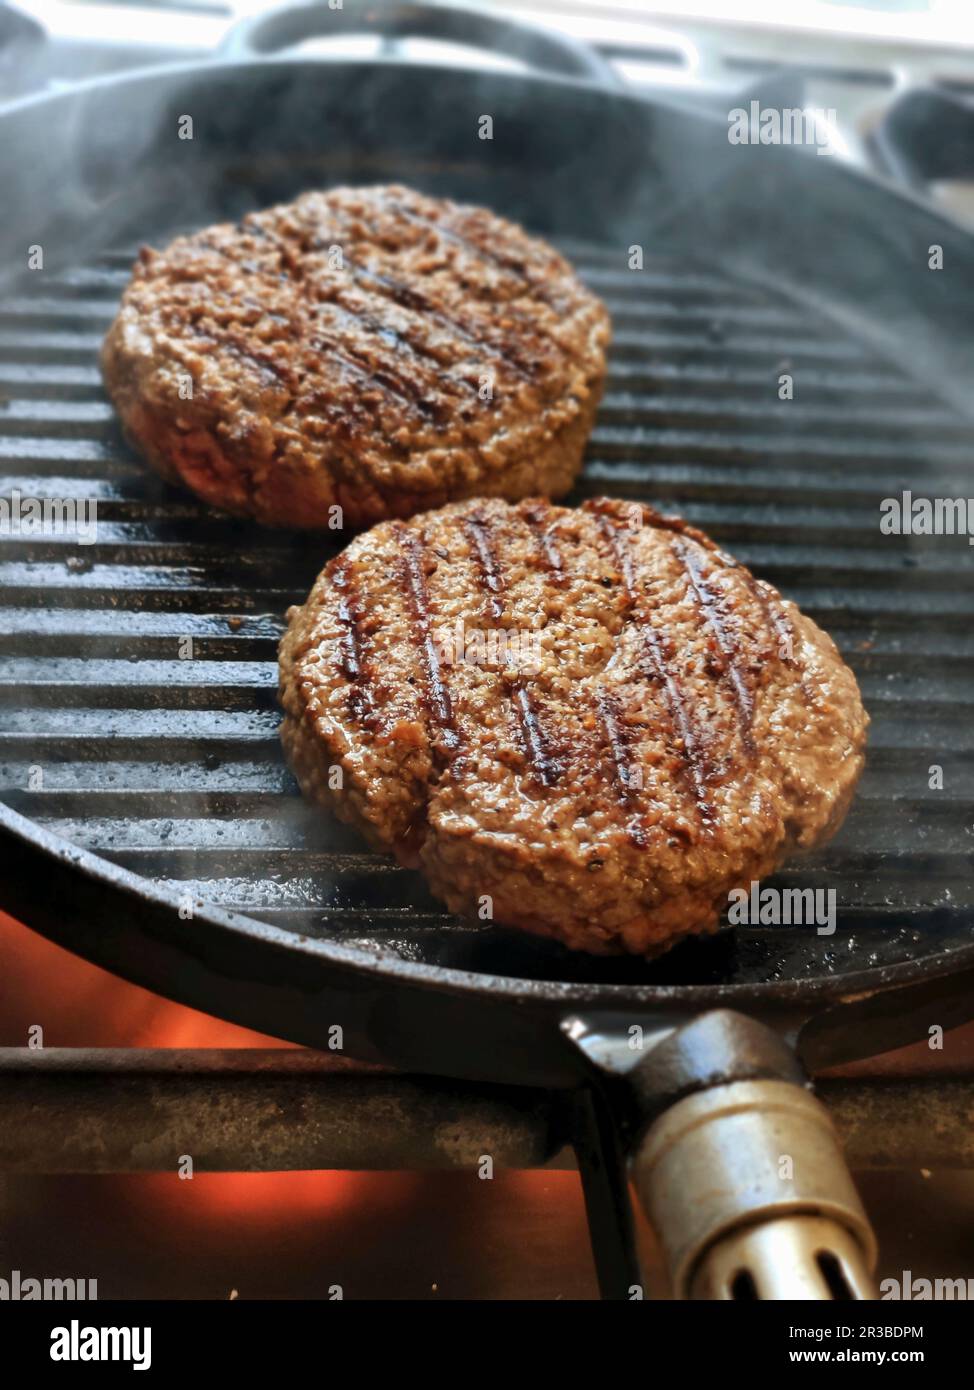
[217,0,622,88]
[567,1010,879,1300]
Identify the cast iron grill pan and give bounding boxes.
[1,206,972,990]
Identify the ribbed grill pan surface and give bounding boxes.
[1,228,972,989]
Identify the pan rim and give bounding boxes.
[4,50,974,244]
[3,798,973,1012]
[0,52,617,127]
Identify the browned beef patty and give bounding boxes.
[279,496,868,956]
[100,185,610,528]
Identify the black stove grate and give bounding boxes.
[1,235,972,989]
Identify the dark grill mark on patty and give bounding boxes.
[462,507,564,788]
[740,571,820,710]
[312,299,473,420]
[176,318,295,390]
[384,197,557,308]
[315,201,544,385]
[512,682,563,788]
[393,524,460,756]
[331,294,479,393]
[463,510,506,623]
[597,689,649,848]
[596,512,714,820]
[331,558,378,729]
[742,571,800,667]
[305,319,441,422]
[522,503,566,581]
[670,536,756,753]
[380,197,588,363]
[343,257,541,384]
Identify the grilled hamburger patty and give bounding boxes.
[279,496,867,955]
[101,185,610,528]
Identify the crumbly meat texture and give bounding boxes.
[100,185,610,528]
[279,496,868,956]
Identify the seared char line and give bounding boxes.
[743,572,803,669]
[316,201,542,384]
[462,508,564,788]
[331,561,363,682]
[393,524,460,755]
[193,322,294,388]
[512,684,563,789]
[189,253,437,421]
[311,299,472,419]
[384,197,559,310]
[604,516,637,592]
[744,572,822,712]
[669,536,756,753]
[345,257,540,384]
[331,558,378,729]
[327,292,492,410]
[595,513,714,820]
[463,511,506,623]
[768,604,799,667]
[252,211,538,390]
[309,324,440,420]
[596,690,649,848]
[522,503,566,581]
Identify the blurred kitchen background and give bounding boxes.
[5,1,974,219]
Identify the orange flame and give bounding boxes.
[0,912,370,1217]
